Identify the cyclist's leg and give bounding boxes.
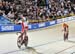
[66,32,68,40]
[64,32,66,41]
[24,26,28,47]
[25,26,28,35]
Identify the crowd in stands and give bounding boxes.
[0,0,75,24]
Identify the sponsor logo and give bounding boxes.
[57,19,62,23]
[50,21,55,25]
[1,26,14,31]
[39,23,45,27]
[62,18,67,22]
[28,25,31,29]
[71,16,75,20]
[68,17,72,20]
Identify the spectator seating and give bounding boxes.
[0,0,75,24]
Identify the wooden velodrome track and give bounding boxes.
[0,20,75,54]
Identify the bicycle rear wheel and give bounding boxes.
[24,36,28,47]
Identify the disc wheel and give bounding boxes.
[24,36,28,47]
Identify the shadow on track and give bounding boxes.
[67,40,75,43]
[25,47,42,54]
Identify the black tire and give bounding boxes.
[24,36,28,47]
[17,36,22,48]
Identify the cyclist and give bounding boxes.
[62,23,69,41]
[20,15,28,46]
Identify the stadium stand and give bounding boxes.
[0,0,75,25]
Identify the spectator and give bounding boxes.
[7,11,15,19]
[0,0,74,24]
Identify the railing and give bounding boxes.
[0,16,12,25]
